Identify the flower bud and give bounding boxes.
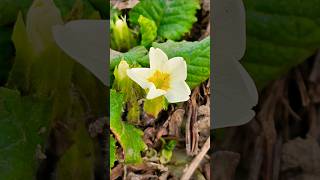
[111,16,136,51]
[26,0,63,53]
[114,60,130,81]
[113,60,144,125]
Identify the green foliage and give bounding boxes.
[160,139,177,164]
[0,0,106,178]
[110,4,120,20]
[88,0,109,19]
[243,0,320,88]
[153,37,210,89]
[56,123,95,180]
[110,135,117,169]
[138,15,157,47]
[0,0,33,26]
[110,46,149,71]
[0,27,14,85]
[54,0,98,19]
[7,11,74,111]
[144,96,167,118]
[113,61,144,124]
[0,87,51,179]
[0,0,99,27]
[110,90,147,164]
[129,0,200,40]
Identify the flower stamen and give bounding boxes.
[147,70,171,90]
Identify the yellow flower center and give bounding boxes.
[147,70,171,90]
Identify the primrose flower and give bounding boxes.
[126,48,191,103]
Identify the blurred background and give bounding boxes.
[0,0,108,179]
[213,0,320,180]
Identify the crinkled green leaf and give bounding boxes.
[110,46,149,71]
[138,15,157,47]
[110,135,117,168]
[129,0,200,40]
[153,37,210,89]
[110,90,147,164]
[0,87,51,179]
[243,0,320,88]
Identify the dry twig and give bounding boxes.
[181,137,210,180]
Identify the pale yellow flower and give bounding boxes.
[127,47,191,103]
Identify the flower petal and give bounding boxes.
[53,20,108,86]
[165,57,187,81]
[214,0,246,61]
[165,81,191,103]
[213,55,258,129]
[146,84,167,99]
[127,68,153,89]
[149,47,168,70]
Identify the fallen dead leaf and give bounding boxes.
[111,0,140,10]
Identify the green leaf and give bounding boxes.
[144,96,166,118]
[160,139,177,164]
[8,8,73,99]
[0,0,98,27]
[0,87,51,179]
[0,0,33,26]
[110,46,149,71]
[53,0,98,19]
[110,135,117,169]
[110,90,147,164]
[8,8,74,121]
[243,0,320,88]
[7,12,34,93]
[138,15,157,47]
[129,0,200,40]
[0,26,14,85]
[110,4,120,20]
[89,0,109,19]
[153,37,210,89]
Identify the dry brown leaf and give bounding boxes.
[111,0,140,10]
[168,109,185,138]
